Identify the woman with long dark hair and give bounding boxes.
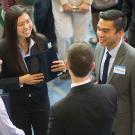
[0,5,65,135]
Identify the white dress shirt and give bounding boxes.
[71,78,91,88]
[100,38,123,81]
[18,38,35,71]
[0,97,25,135]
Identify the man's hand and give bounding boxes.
[63,3,73,13]
[19,73,44,85]
[79,2,90,13]
[51,60,66,72]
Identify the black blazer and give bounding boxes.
[122,0,135,29]
[47,82,117,135]
[0,33,49,105]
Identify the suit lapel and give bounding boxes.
[107,43,126,83]
[23,43,40,73]
[17,52,29,73]
[95,47,105,81]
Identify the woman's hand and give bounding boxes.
[19,73,44,85]
[51,60,66,72]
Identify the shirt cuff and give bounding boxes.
[19,83,23,88]
[60,0,69,6]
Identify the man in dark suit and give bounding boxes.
[94,9,135,135]
[122,0,135,47]
[34,0,56,45]
[47,42,117,135]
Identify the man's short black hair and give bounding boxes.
[99,9,127,32]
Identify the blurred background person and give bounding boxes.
[1,0,16,11]
[52,0,93,60]
[34,0,56,47]
[122,0,135,47]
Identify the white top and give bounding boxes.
[18,38,35,72]
[100,38,122,81]
[0,97,25,135]
[69,0,83,6]
[19,38,35,58]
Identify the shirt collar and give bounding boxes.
[29,38,35,50]
[105,38,122,58]
[71,78,91,88]
[19,38,35,57]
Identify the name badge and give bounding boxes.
[113,65,126,75]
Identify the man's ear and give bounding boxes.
[118,29,125,38]
[90,62,96,72]
[65,59,69,70]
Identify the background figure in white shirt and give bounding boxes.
[0,59,24,135]
[52,0,93,60]
[0,97,25,135]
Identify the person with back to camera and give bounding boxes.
[0,5,65,135]
[47,42,117,135]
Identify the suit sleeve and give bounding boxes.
[0,76,20,90]
[131,62,135,135]
[47,106,65,135]
[122,0,132,30]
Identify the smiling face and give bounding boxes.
[97,18,123,50]
[17,12,32,40]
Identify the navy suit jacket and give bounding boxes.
[47,82,117,135]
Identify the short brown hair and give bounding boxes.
[67,42,94,77]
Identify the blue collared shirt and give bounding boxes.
[100,38,123,81]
